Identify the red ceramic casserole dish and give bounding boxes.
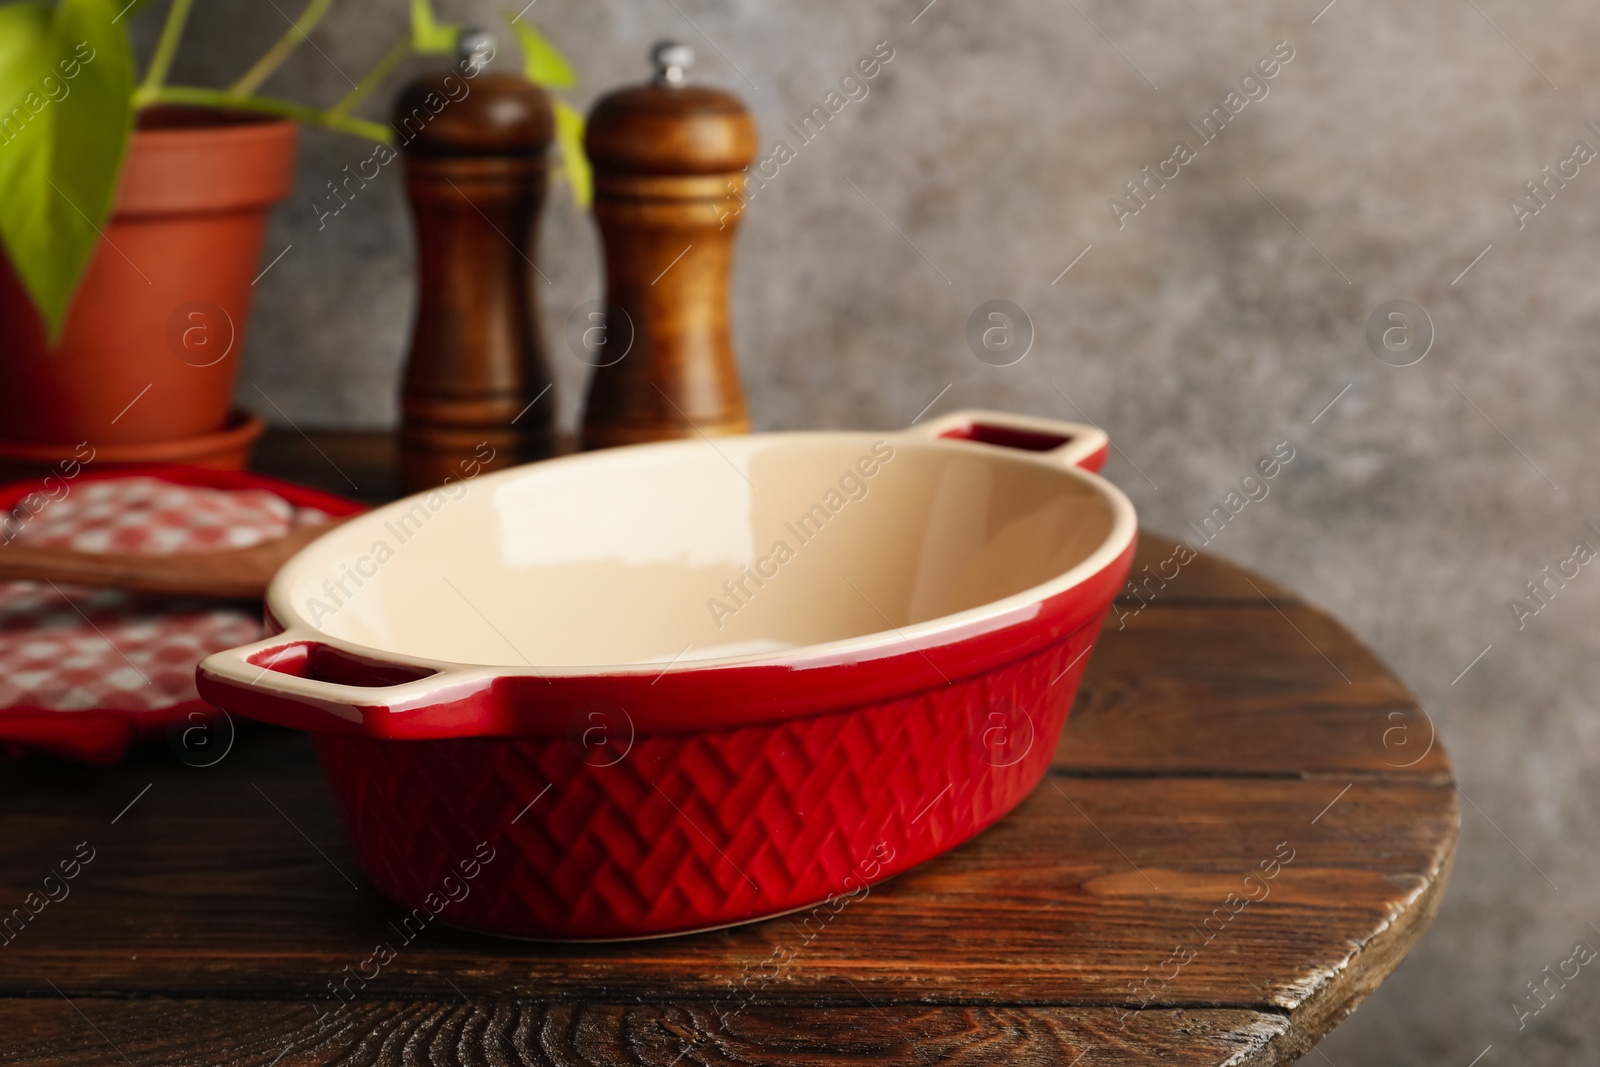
[197,410,1137,939]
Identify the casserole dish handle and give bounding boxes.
[197,633,492,738]
[905,409,1110,471]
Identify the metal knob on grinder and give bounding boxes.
[652,41,693,85]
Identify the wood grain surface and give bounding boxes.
[0,431,1458,1066]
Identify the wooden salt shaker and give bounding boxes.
[580,43,758,450]
[395,31,555,492]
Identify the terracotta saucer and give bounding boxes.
[0,409,266,482]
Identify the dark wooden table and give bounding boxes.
[0,431,1457,1066]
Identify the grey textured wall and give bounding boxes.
[154,1,1600,1061]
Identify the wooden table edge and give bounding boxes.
[1253,818,1458,1065]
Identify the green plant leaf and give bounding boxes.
[551,98,590,209]
[0,0,135,340]
[411,0,456,55]
[0,5,51,83]
[508,16,575,89]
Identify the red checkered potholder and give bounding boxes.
[0,469,360,763]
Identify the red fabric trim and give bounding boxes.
[0,463,364,518]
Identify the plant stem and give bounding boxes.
[228,0,339,97]
[327,34,411,118]
[138,0,196,96]
[141,86,394,142]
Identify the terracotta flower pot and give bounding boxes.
[0,107,297,457]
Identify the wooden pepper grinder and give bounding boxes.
[395,30,555,492]
[580,42,758,450]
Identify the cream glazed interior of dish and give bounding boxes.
[274,434,1123,668]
